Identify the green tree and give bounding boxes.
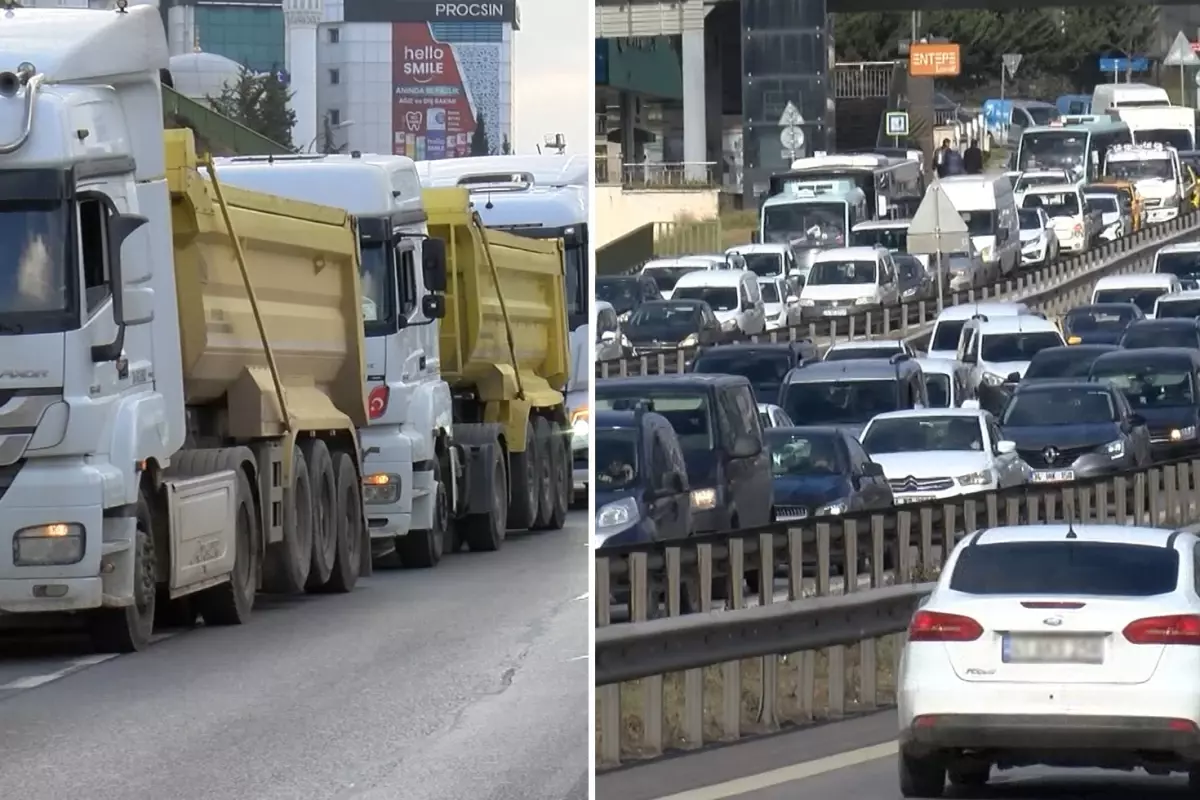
[1059,3,1159,88]
[470,113,490,156]
[206,65,296,150]
[832,12,906,62]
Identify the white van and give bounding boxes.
[798,246,899,321]
[1153,289,1200,320]
[1020,183,1097,254]
[936,175,1021,278]
[671,268,766,335]
[1090,82,1170,116]
[927,301,1036,361]
[1153,241,1200,289]
[639,256,716,299]
[1091,273,1182,318]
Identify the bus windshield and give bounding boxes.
[1018,130,1088,177]
[761,202,847,247]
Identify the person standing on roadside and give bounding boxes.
[964,138,984,174]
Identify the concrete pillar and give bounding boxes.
[620,90,636,179]
[284,0,322,151]
[682,27,707,182]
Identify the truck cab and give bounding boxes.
[1103,142,1189,223]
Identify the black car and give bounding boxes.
[895,253,932,302]
[1022,344,1120,384]
[999,380,1151,482]
[594,409,691,550]
[768,426,892,521]
[622,299,725,352]
[1061,303,1142,345]
[1089,347,1200,459]
[596,274,660,320]
[1119,318,1200,350]
[689,341,820,405]
[778,357,928,438]
[595,374,773,534]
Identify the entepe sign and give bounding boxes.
[343,0,516,24]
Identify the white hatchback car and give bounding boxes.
[897,524,1200,797]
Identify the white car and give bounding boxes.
[858,408,1027,504]
[914,357,968,409]
[898,524,1200,797]
[823,338,915,362]
[1017,206,1059,267]
[1013,168,1073,206]
[757,403,793,428]
[1021,183,1097,255]
[759,275,802,330]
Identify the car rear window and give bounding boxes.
[949,541,1179,596]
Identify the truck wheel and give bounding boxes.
[399,479,446,568]
[262,445,313,594]
[90,490,156,653]
[321,451,364,592]
[463,441,507,552]
[544,419,569,530]
[532,416,556,529]
[302,439,338,591]
[507,419,539,530]
[196,468,259,625]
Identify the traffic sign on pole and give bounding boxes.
[885,112,909,138]
[1164,31,1199,66]
[1002,53,1022,79]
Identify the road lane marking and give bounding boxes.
[567,654,588,662]
[647,740,898,800]
[574,592,589,601]
[0,654,118,690]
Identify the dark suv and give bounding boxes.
[778,356,928,437]
[689,341,821,404]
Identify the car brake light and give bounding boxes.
[908,610,983,642]
[1123,614,1200,645]
[368,385,389,420]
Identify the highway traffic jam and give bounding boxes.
[593,86,1200,796]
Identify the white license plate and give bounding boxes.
[1032,469,1075,483]
[823,308,848,317]
[896,495,935,505]
[1003,634,1104,664]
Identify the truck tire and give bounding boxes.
[546,421,570,530]
[398,478,447,568]
[463,441,507,552]
[507,419,539,530]
[532,416,556,529]
[262,444,313,594]
[321,450,364,592]
[89,489,156,653]
[302,438,338,591]
[196,467,259,625]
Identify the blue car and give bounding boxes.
[768,426,893,522]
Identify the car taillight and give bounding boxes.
[1123,614,1200,645]
[908,610,983,642]
[368,385,389,420]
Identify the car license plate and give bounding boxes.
[823,308,848,317]
[896,495,934,505]
[1002,634,1104,664]
[1031,469,1075,483]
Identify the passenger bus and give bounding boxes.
[1015,119,1133,183]
[771,153,924,219]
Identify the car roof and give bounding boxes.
[1013,379,1114,394]
[914,357,957,375]
[726,243,789,255]
[1158,241,1200,254]
[852,219,912,230]
[1093,346,1200,365]
[1022,183,1080,194]
[961,524,1187,549]
[812,246,884,261]
[1095,273,1178,288]
[1068,302,1139,313]
[827,339,905,350]
[868,408,987,421]
[973,317,1059,334]
[1126,317,1200,328]
[787,359,908,380]
[1158,289,1200,301]
[597,374,747,389]
[674,269,752,288]
[935,302,1030,321]
[1020,169,1069,177]
[1033,344,1117,356]
[765,425,845,438]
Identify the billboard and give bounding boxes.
[391,23,504,160]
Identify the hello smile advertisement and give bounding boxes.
[392,23,499,160]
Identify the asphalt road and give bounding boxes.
[0,513,590,800]
[597,710,1198,800]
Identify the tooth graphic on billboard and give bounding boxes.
[405,111,423,132]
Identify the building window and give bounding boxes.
[327,27,339,43]
[329,68,340,85]
[329,109,340,126]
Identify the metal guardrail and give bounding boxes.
[595,457,1200,766]
[595,159,719,188]
[596,220,723,277]
[598,210,1200,377]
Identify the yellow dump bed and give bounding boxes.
[164,129,368,434]
[423,187,569,405]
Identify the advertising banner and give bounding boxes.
[392,23,503,160]
[347,0,517,24]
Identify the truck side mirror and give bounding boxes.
[422,238,447,293]
[421,294,446,320]
[90,199,150,363]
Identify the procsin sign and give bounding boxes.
[343,0,519,25]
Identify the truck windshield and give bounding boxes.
[0,203,71,326]
[1106,158,1173,182]
[1137,129,1194,151]
[762,202,846,247]
[359,243,395,336]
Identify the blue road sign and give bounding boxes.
[885,111,909,137]
[1098,57,1149,73]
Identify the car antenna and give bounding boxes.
[1065,500,1078,539]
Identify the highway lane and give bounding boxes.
[0,513,590,800]
[597,710,1196,800]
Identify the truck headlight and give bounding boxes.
[691,488,717,510]
[363,473,401,504]
[13,523,84,566]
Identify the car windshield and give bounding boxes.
[1024,348,1108,380]
[959,210,995,237]
[596,279,641,314]
[625,303,701,339]
[1064,305,1137,334]
[766,430,843,476]
[673,286,739,312]
[691,351,792,404]
[1106,157,1174,182]
[759,282,781,303]
[930,319,968,351]
[980,331,1063,362]
[949,542,1179,596]
[1122,324,1199,349]
[924,373,951,407]
[808,260,877,286]
[1018,130,1087,175]
[1090,365,1196,408]
[1156,299,1200,319]
[783,379,898,425]
[641,265,705,292]
[850,226,908,252]
[1093,288,1168,315]
[824,345,902,362]
[861,415,984,453]
[595,428,639,490]
[762,202,847,247]
[1001,387,1116,426]
[1085,195,1119,212]
[595,391,716,450]
[1018,209,1043,229]
[739,252,784,277]
[1023,191,1079,217]
[1155,251,1200,282]
[1015,174,1065,193]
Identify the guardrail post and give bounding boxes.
[1186,461,1199,520]
[942,503,958,554]
[985,493,999,527]
[897,510,912,583]
[666,547,682,617]
[870,514,886,588]
[1115,475,1128,523]
[918,507,934,574]
[1005,495,1021,527]
[596,556,621,767]
[1078,484,1093,524]
[1166,465,1180,526]
[629,551,664,757]
[721,538,745,740]
[681,545,713,750]
[758,532,778,731]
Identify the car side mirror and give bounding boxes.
[862,462,885,478]
[1006,372,1021,383]
[996,440,1017,455]
[1129,413,1146,427]
[599,330,617,344]
[731,435,762,458]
